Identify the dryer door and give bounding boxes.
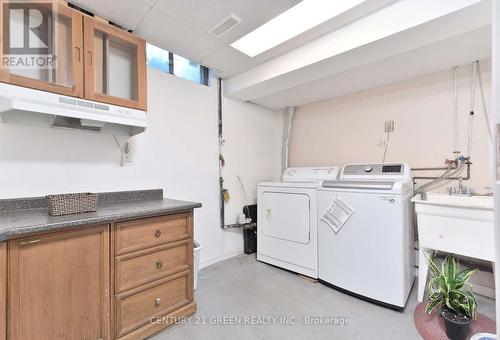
[262,192,310,244]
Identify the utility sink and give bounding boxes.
[412,192,495,302]
[411,193,493,211]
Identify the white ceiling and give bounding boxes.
[251,26,492,109]
[70,0,302,77]
[225,0,492,110]
[70,0,493,111]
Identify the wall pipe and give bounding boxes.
[412,160,471,182]
[476,61,494,145]
[283,107,296,171]
[466,61,478,158]
[453,66,459,155]
[218,78,225,229]
[412,165,457,171]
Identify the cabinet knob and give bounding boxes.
[156,260,163,270]
[154,230,161,238]
[155,298,161,306]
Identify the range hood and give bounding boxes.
[0,83,146,136]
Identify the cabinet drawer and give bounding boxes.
[116,213,191,255]
[115,270,191,338]
[115,240,191,293]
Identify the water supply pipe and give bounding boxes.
[453,66,459,157]
[413,159,471,182]
[217,77,226,229]
[283,107,296,171]
[476,61,494,145]
[466,61,477,158]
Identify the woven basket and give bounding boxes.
[46,193,98,216]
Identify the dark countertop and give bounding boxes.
[0,190,201,241]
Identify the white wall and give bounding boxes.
[289,62,493,193]
[0,68,283,267]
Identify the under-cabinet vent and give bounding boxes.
[0,83,146,136]
[209,14,242,37]
[59,97,110,111]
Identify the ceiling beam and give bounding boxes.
[224,0,490,103]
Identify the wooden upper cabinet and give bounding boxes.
[0,2,147,110]
[83,16,147,111]
[8,226,110,340]
[0,2,84,97]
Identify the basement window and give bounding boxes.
[146,43,210,86]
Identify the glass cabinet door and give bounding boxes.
[0,2,83,97]
[83,16,147,110]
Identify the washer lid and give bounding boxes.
[320,179,411,194]
[282,166,339,182]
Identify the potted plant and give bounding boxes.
[425,254,478,340]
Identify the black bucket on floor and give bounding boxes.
[243,225,257,254]
[243,204,257,254]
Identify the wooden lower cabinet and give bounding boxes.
[0,210,195,340]
[112,212,195,339]
[8,225,110,340]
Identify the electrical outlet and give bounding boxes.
[124,141,134,162]
[385,120,395,133]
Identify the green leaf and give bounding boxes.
[457,268,478,284]
[427,277,440,296]
[426,253,441,277]
[442,254,457,282]
[425,294,443,314]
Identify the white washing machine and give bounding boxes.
[257,167,339,278]
[318,163,415,310]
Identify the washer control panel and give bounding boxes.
[341,163,410,181]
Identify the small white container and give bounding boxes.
[194,241,201,290]
[470,333,496,340]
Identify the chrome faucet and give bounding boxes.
[419,191,427,201]
[448,177,473,196]
[458,177,464,193]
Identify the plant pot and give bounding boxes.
[440,307,473,340]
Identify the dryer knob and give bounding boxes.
[364,166,373,173]
[287,169,296,176]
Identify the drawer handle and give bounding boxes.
[20,239,41,246]
[155,230,162,238]
[155,298,161,307]
[156,260,163,270]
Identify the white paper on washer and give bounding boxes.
[321,197,354,233]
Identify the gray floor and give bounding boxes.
[151,254,495,340]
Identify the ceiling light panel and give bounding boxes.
[231,0,365,57]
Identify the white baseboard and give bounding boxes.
[199,249,242,269]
